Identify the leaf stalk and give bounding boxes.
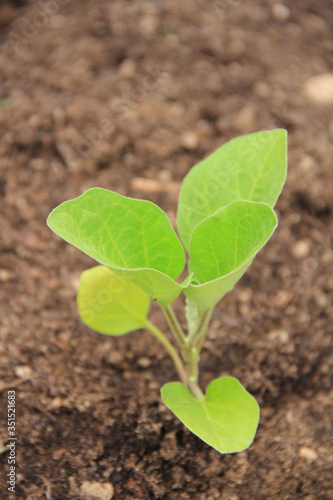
[160,304,187,347]
[157,303,214,398]
[145,320,187,385]
[190,308,213,351]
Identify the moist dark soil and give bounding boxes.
[0,1,333,499]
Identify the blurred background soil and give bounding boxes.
[0,0,332,498]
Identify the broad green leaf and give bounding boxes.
[177,129,287,250]
[77,266,150,335]
[161,377,259,454]
[185,201,277,308]
[47,188,186,304]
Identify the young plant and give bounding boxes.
[47,129,287,454]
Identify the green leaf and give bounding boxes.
[161,377,259,454]
[185,200,277,308]
[177,129,287,251]
[47,188,186,304]
[77,266,150,335]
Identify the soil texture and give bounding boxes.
[0,0,333,499]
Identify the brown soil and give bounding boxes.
[0,1,333,498]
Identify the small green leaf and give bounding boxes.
[189,200,277,282]
[177,129,287,251]
[47,188,186,304]
[77,266,150,335]
[185,200,277,308]
[161,377,259,454]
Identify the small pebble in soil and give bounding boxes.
[180,131,199,150]
[253,81,272,99]
[299,154,316,173]
[232,106,256,132]
[118,59,136,79]
[139,15,158,38]
[298,446,318,463]
[52,449,65,460]
[303,73,333,105]
[157,168,173,181]
[291,239,311,259]
[80,481,114,500]
[14,365,34,380]
[137,356,151,368]
[272,290,294,308]
[271,3,290,22]
[268,329,289,343]
[0,269,15,282]
[314,292,329,308]
[106,350,124,364]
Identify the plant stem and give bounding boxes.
[189,308,213,351]
[160,304,187,347]
[188,381,204,399]
[181,307,213,398]
[183,344,204,398]
[145,320,187,385]
[156,304,212,399]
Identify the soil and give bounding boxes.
[0,0,333,499]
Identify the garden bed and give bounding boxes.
[0,1,332,498]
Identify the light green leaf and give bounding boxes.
[47,188,186,304]
[185,201,277,308]
[185,264,254,309]
[177,129,287,251]
[77,266,150,336]
[161,377,259,454]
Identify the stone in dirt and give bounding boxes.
[303,73,333,105]
[80,481,114,500]
[298,446,318,463]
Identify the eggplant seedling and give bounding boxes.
[47,129,287,454]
